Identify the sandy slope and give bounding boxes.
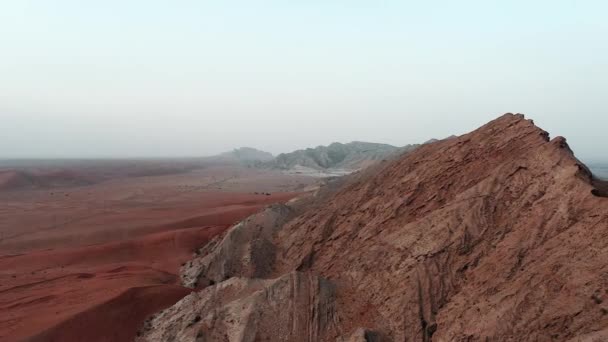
[0,226,218,341]
[0,164,312,341]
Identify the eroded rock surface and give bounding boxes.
[141,114,608,341]
[180,203,295,288]
[137,272,337,342]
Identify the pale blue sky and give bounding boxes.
[1,1,607,160]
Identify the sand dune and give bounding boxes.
[0,226,224,341]
[0,163,312,341]
[28,285,192,342]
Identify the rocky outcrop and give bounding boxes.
[141,113,608,341]
[272,114,608,341]
[180,204,295,288]
[137,272,337,342]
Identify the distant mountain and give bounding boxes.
[217,147,274,163]
[270,141,418,171]
[0,169,95,192]
[589,162,608,179]
[205,147,274,166]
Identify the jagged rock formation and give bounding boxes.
[270,141,416,171]
[139,114,608,341]
[180,204,295,288]
[209,142,421,175]
[137,272,337,341]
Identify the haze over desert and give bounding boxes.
[2,1,608,341]
[0,159,317,341]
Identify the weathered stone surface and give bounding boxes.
[338,328,382,342]
[142,114,608,341]
[137,272,337,342]
[180,203,294,288]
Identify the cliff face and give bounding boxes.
[138,114,608,341]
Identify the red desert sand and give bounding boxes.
[0,164,313,341]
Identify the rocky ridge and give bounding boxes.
[270,141,416,172]
[138,114,608,341]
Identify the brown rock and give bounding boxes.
[339,328,383,342]
[180,203,295,288]
[142,113,608,341]
[137,272,337,342]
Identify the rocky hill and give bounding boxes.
[203,147,274,167]
[138,113,608,341]
[271,141,417,171]
[218,147,274,162]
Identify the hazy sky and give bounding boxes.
[1,1,607,161]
